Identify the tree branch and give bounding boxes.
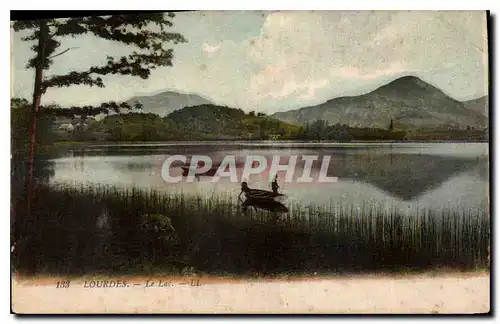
[41,71,102,92]
[41,100,143,117]
[14,13,186,105]
[48,47,79,60]
[41,48,174,91]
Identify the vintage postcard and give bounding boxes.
[10,10,490,314]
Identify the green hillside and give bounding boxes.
[49,104,302,142]
[167,105,301,140]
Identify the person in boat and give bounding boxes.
[271,174,279,194]
[238,181,250,202]
[238,181,284,203]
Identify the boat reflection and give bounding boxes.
[241,197,289,214]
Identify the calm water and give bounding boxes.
[46,142,490,215]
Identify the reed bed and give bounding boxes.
[11,184,490,277]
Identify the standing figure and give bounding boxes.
[271,175,279,194]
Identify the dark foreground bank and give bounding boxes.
[11,185,490,277]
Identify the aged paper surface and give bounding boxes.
[10,10,490,314]
[12,273,489,314]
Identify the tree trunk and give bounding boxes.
[32,21,48,113]
[26,19,48,230]
[17,20,49,275]
[27,21,47,184]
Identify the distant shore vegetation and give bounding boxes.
[11,98,488,145]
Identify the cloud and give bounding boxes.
[202,42,221,55]
[12,11,488,113]
[298,79,330,100]
[245,12,395,102]
[329,63,409,81]
[243,10,487,106]
[250,61,330,101]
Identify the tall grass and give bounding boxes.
[11,184,490,277]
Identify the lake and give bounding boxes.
[45,142,490,216]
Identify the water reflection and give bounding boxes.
[241,198,289,214]
[47,143,489,213]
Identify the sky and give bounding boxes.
[11,11,489,113]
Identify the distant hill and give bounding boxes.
[126,90,214,116]
[462,96,489,118]
[75,104,302,142]
[272,76,487,129]
[167,104,301,140]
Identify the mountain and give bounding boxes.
[463,96,489,118]
[272,76,487,129]
[126,90,214,116]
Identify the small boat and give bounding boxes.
[238,182,284,201]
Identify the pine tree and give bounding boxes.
[11,14,187,267]
[13,13,186,180]
[13,13,187,115]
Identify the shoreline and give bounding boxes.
[32,140,490,153]
[51,139,490,146]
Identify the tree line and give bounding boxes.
[12,97,487,143]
